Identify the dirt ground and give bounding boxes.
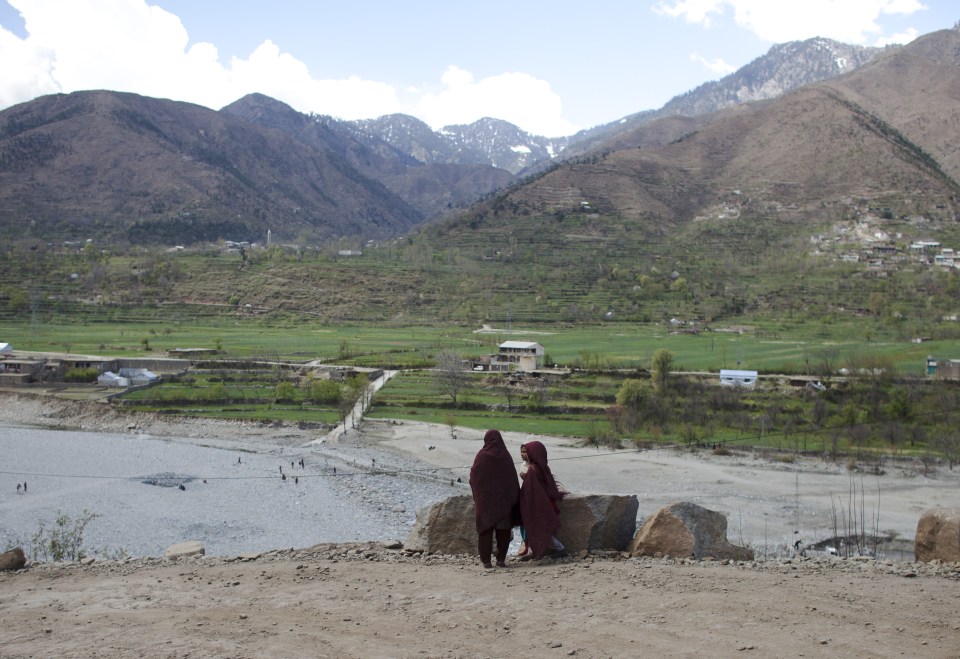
[1,544,959,658]
[2,393,960,657]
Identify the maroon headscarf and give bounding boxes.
[519,440,564,557]
[469,429,520,533]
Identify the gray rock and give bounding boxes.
[629,501,754,561]
[404,495,476,555]
[164,541,206,559]
[556,494,639,552]
[405,494,640,556]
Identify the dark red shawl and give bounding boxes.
[519,440,563,557]
[469,429,520,533]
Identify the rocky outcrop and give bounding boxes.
[914,508,960,563]
[629,501,754,561]
[0,547,26,571]
[404,494,640,555]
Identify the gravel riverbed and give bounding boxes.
[1,416,457,558]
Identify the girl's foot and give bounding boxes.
[516,543,529,557]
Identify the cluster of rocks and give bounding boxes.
[5,539,959,584]
[406,495,960,567]
[4,497,958,582]
[405,495,756,561]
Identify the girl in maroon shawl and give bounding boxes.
[518,441,568,559]
[469,429,520,568]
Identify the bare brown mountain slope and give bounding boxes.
[821,27,960,182]
[493,30,960,233]
[0,91,421,244]
[222,94,513,219]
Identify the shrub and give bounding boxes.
[274,381,296,403]
[305,378,342,404]
[29,510,100,562]
[64,367,99,383]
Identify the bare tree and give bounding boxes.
[814,347,840,380]
[434,349,468,407]
[934,427,960,469]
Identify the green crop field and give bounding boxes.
[1,315,954,377]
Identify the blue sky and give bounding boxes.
[0,1,954,136]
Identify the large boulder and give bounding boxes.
[914,508,960,563]
[404,495,477,555]
[556,494,639,552]
[404,494,640,555]
[629,501,754,561]
[0,547,26,571]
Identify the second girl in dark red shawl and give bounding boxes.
[469,429,520,568]
[518,440,568,559]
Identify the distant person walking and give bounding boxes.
[518,441,567,560]
[469,429,520,568]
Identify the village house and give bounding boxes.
[934,248,956,268]
[926,356,960,380]
[473,341,545,373]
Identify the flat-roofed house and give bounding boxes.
[496,341,544,372]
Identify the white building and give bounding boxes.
[719,369,758,388]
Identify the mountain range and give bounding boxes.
[0,29,957,248]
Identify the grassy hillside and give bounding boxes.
[3,219,960,345]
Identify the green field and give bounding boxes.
[1,315,954,377]
[1,313,958,462]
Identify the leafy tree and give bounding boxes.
[274,381,296,403]
[616,378,646,411]
[306,378,342,404]
[886,389,913,421]
[651,349,673,394]
[614,378,647,432]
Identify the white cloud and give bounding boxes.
[654,0,928,44]
[874,27,919,46]
[689,51,737,75]
[0,23,58,107]
[0,0,578,136]
[414,66,578,136]
[653,0,726,27]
